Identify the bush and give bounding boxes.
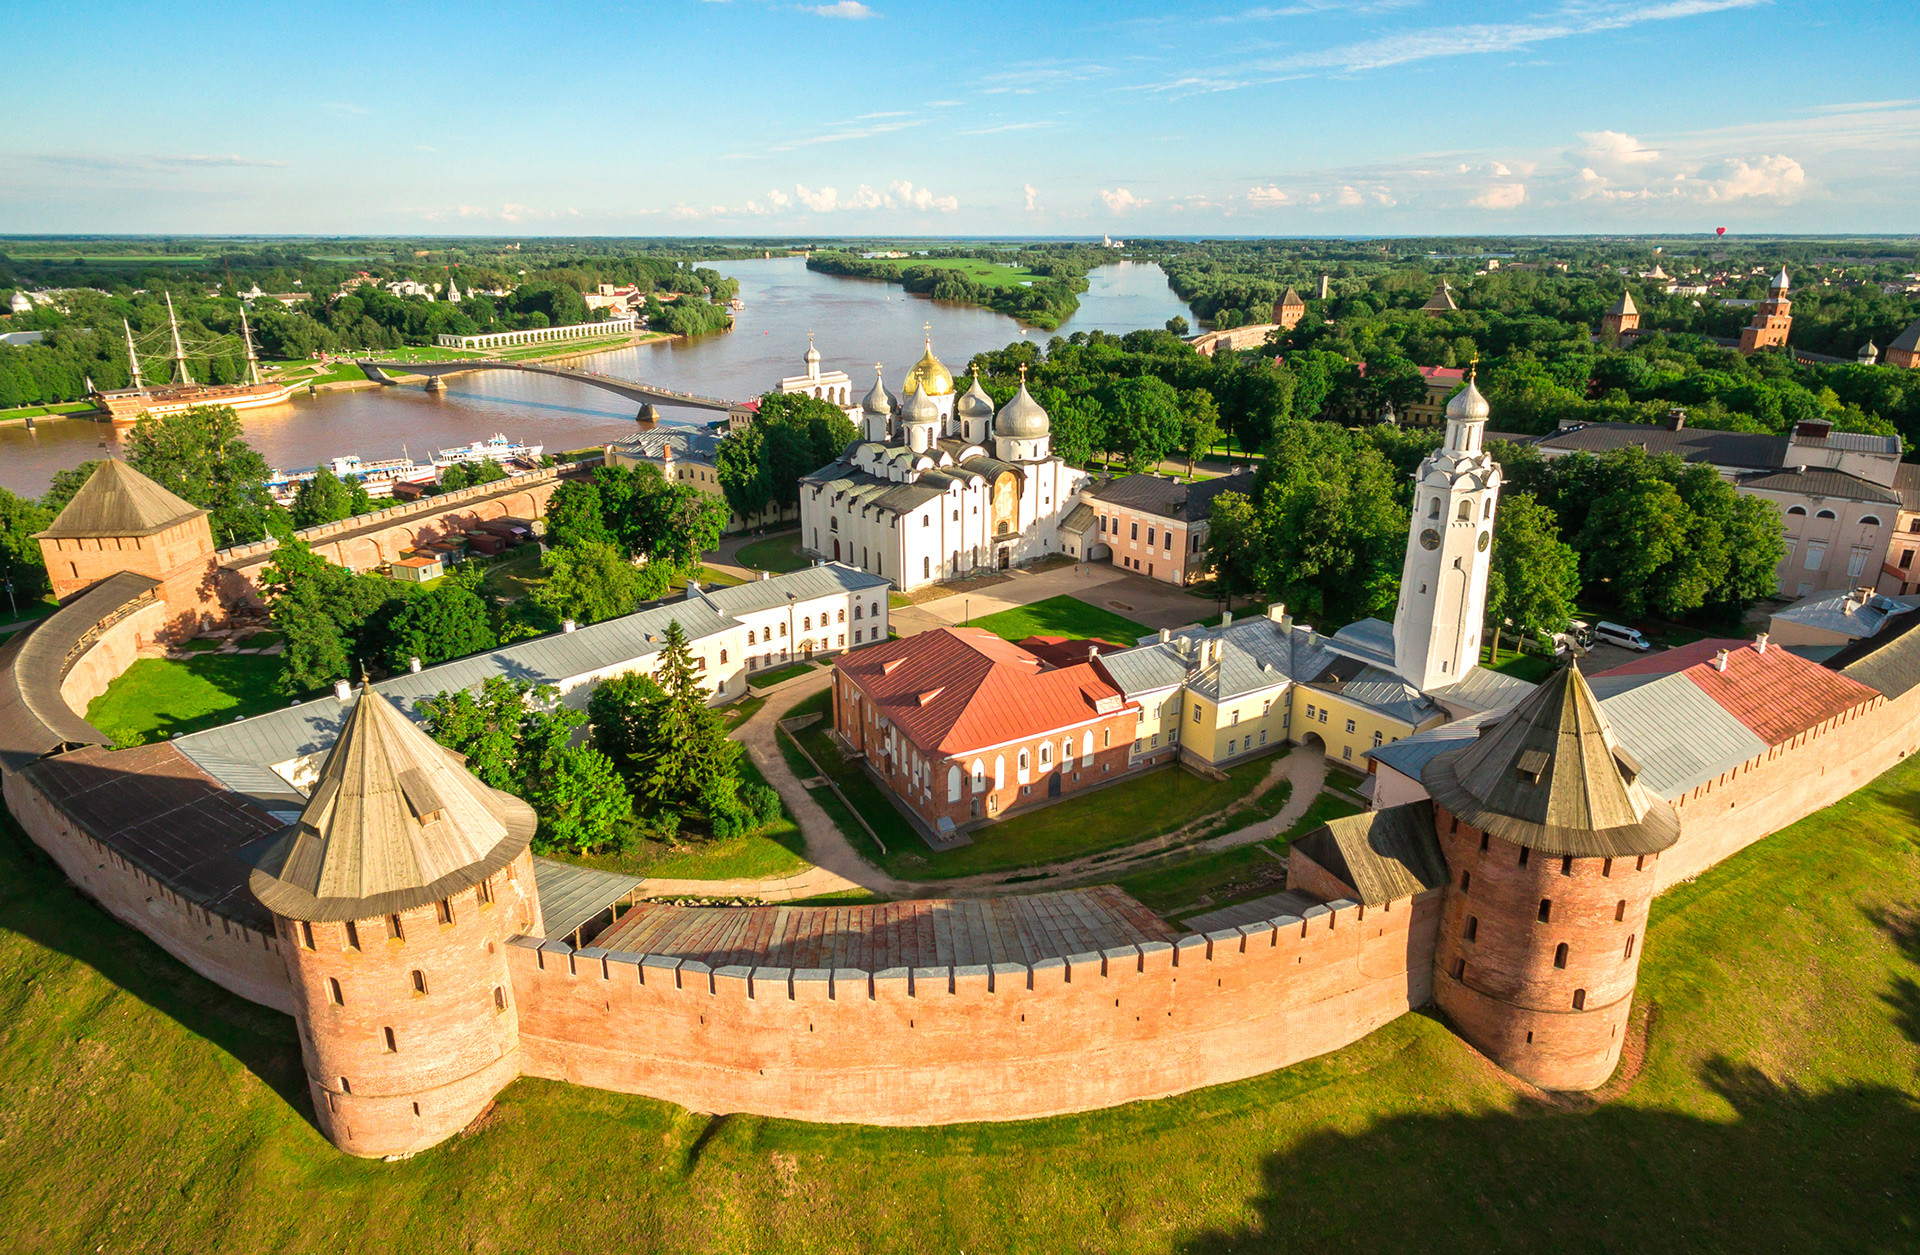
[743,783,783,828]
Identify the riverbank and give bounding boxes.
[0,400,100,425]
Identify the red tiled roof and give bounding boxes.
[836,627,1127,756]
[1417,365,1466,382]
[1015,635,1124,669]
[1594,638,1879,745]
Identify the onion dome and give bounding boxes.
[1446,375,1490,422]
[1423,663,1679,857]
[249,690,535,921]
[862,364,893,414]
[995,375,1050,439]
[957,375,994,419]
[1859,340,1880,364]
[803,337,821,366]
[1771,267,1791,291]
[904,384,941,424]
[902,333,954,397]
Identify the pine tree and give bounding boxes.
[636,621,740,812]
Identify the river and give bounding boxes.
[0,258,1193,497]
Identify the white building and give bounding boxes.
[779,336,857,410]
[687,563,892,674]
[1393,376,1502,691]
[798,335,1086,590]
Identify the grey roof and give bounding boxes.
[1446,377,1491,421]
[1583,670,1768,800]
[1423,664,1680,857]
[961,455,1024,482]
[1315,663,1443,728]
[1527,423,1787,470]
[1327,618,1396,669]
[861,370,894,415]
[1291,803,1445,906]
[1421,282,1457,312]
[1428,665,1539,714]
[1735,468,1902,506]
[1771,589,1920,639]
[1799,429,1901,455]
[903,385,941,423]
[532,857,643,941]
[1889,316,1920,355]
[0,571,154,771]
[36,459,207,540]
[1060,502,1097,533]
[1096,640,1195,695]
[608,428,722,463]
[1367,709,1501,781]
[248,691,537,922]
[1087,470,1257,523]
[807,464,950,516]
[694,562,889,617]
[1827,606,1920,698]
[957,375,994,418]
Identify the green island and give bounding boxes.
[805,244,1115,330]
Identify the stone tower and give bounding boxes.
[1425,664,1676,1090]
[250,690,542,1158]
[1273,286,1306,330]
[1738,268,1792,354]
[34,458,223,640]
[1392,373,1500,692]
[1885,316,1920,369]
[1600,290,1639,338]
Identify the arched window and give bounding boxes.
[947,765,961,803]
[1457,499,1472,521]
[1615,899,1627,921]
[1464,916,1478,942]
[1428,498,1441,519]
[838,609,846,623]
[1082,730,1094,760]
[1538,898,1552,923]
[1787,505,1807,516]
[854,604,864,620]
[971,759,986,793]
[747,629,756,645]
[1039,743,1051,767]
[803,616,811,630]
[1019,749,1030,771]
[993,755,1006,789]
[719,650,728,664]
[779,623,788,637]
[328,977,344,1005]
[1572,988,1587,1010]
[411,969,428,995]
[1483,498,1492,519]
[1816,509,1837,520]
[1553,943,1568,969]
[1861,515,1883,526]
[1061,737,1074,767]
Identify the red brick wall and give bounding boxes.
[1430,807,1659,1090]
[511,891,1441,1126]
[279,850,541,1158]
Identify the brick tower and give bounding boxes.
[34,459,223,638]
[1738,268,1792,354]
[250,690,542,1158]
[1424,664,1676,1090]
[1273,286,1306,330]
[1886,316,1920,369]
[1600,290,1639,338]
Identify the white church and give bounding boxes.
[797,334,1086,590]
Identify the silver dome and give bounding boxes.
[862,368,893,415]
[1446,377,1491,422]
[957,375,994,418]
[904,385,941,424]
[995,380,1050,439]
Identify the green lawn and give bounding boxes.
[749,661,816,689]
[1,712,1914,1249]
[480,547,546,600]
[0,400,99,421]
[1480,642,1557,682]
[1117,841,1287,915]
[734,532,810,574]
[883,256,1039,290]
[967,595,1150,646]
[84,655,288,746]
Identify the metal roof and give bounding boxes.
[608,428,723,463]
[1428,665,1539,714]
[1771,589,1920,639]
[694,562,889,618]
[1086,470,1257,523]
[1367,709,1500,781]
[1829,606,1920,698]
[1060,502,1097,533]
[1326,618,1396,670]
[1527,423,1787,470]
[1584,670,1768,799]
[1291,803,1445,906]
[36,459,206,540]
[1736,468,1903,506]
[1096,640,1194,695]
[0,571,154,771]
[1596,638,1880,746]
[532,858,644,941]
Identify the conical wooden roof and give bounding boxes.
[250,691,535,921]
[1421,282,1458,312]
[1423,664,1678,856]
[35,459,206,540]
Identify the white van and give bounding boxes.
[1594,621,1652,651]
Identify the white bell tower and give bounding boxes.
[1392,370,1502,692]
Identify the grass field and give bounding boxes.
[967,595,1150,646]
[734,532,810,573]
[890,256,1039,289]
[0,725,1914,1250]
[83,655,287,746]
[0,400,100,422]
[750,661,817,689]
[1480,642,1557,682]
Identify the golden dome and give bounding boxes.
[901,334,954,397]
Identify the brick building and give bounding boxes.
[1272,286,1306,330]
[1600,289,1639,338]
[832,627,1137,834]
[1738,268,1793,353]
[1077,469,1257,585]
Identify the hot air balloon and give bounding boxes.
[1716,226,1727,236]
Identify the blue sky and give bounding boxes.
[5,0,1917,235]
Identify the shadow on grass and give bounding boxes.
[1867,900,1920,1048]
[0,809,314,1126]
[1176,1057,1920,1253]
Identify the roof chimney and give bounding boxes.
[334,679,352,702]
[1159,628,1171,644]
[1755,632,1769,655]
[562,619,577,634]
[408,657,421,673]
[1267,602,1288,623]
[1221,611,1234,628]
[761,570,771,581]
[1666,408,1687,431]
[1712,649,1729,672]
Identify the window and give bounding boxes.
[1572,989,1587,1011]
[803,616,811,630]
[747,629,757,644]
[1428,498,1441,519]
[1625,934,1636,959]
[1039,743,1051,767]
[1464,916,1478,942]
[838,608,846,623]
[1305,703,1317,720]
[1816,509,1837,520]
[1261,700,1271,716]
[1554,943,1569,969]
[1561,854,1574,875]
[1862,515,1883,527]
[837,634,844,646]
[1259,729,1268,745]
[1192,704,1202,723]
[328,977,344,1005]
[924,557,931,578]
[1130,521,1139,540]
[1602,858,1613,877]
[1903,550,1915,571]
[1318,709,1328,724]
[411,969,428,995]
[1518,847,1530,868]
[1372,730,1383,748]
[1231,710,1240,725]
[1018,750,1029,771]
[1342,746,1352,760]
[382,1027,398,1053]
[1345,719,1356,734]
[1103,729,1111,748]
[720,649,728,664]
[1786,505,1807,516]
[299,921,314,950]
[345,920,361,949]
[779,623,788,637]
[1226,738,1236,754]
[1460,870,1471,893]
[1451,957,1466,980]
[1538,899,1552,923]
[388,914,404,941]
[1457,499,1472,521]
[1616,899,1627,921]
[436,899,453,925]
[1636,854,1647,871]
[1849,546,1871,578]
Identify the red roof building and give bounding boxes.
[1595,636,1880,745]
[832,627,1143,833]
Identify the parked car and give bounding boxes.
[1594,620,1652,651]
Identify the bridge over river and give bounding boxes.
[356,359,755,424]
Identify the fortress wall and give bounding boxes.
[2,770,296,1013]
[56,598,168,715]
[1659,691,1920,890]
[509,891,1443,1126]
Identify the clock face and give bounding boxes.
[1478,530,1491,552]
[1420,528,1441,551]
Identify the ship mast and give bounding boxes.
[238,303,261,385]
[123,318,144,390]
[164,292,193,385]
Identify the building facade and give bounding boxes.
[1600,290,1639,338]
[1076,470,1257,585]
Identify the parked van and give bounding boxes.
[1594,621,1652,651]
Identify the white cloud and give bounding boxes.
[1335,185,1364,206]
[1024,183,1040,211]
[795,184,839,211]
[1246,184,1293,206]
[1577,130,1662,166]
[1100,187,1148,212]
[806,1,875,17]
[1472,182,1528,209]
[766,188,791,209]
[1698,154,1806,201]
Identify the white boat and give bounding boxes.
[431,433,544,468]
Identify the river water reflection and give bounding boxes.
[0,258,1192,496]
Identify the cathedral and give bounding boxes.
[798,334,1086,590]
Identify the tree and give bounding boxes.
[1484,492,1580,659]
[384,581,496,669]
[586,670,668,781]
[635,621,739,812]
[1206,490,1260,607]
[1177,388,1223,474]
[124,404,277,545]
[527,746,633,854]
[291,466,355,529]
[543,478,612,550]
[1165,315,1190,336]
[1247,421,1406,625]
[0,488,51,605]
[1100,375,1184,472]
[750,391,859,510]
[715,420,774,523]
[531,541,650,626]
[41,460,103,516]
[257,539,407,694]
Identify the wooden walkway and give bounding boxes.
[589,885,1178,970]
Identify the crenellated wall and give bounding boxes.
[508,891,1443,1126]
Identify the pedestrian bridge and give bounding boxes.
[356,358,754,421]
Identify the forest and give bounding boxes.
[805,243,1112,328]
